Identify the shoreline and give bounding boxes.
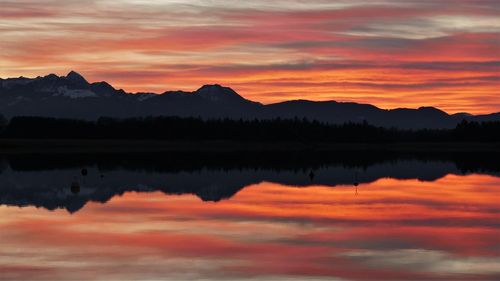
[1,139,500,153]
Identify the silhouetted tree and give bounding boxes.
[0,114,6,132]
[0,115,499,142]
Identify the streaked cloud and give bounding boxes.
[0,0,499,113]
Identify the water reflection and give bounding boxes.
[0,153,499,280]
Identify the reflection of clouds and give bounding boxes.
[0,247,244,280]
[1,174,500,280]
[0,242,346,281]
[343,249,500,275]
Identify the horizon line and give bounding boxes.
[1,70,498,116]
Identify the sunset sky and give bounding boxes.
[1,0,499,114]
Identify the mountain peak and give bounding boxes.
[417,106,448,115]
[66,71,88,85]
[203,84,222,87]
[198,84,226,92]
[67,70,81,76]
[195,84,246,102]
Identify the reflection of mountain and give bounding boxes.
[1,153,499,213]
[2,71,500,129]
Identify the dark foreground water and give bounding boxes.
[0,152,499,280]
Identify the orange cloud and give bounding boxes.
[0,1,499,114]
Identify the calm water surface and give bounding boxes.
[0,155,499,280]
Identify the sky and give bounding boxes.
[0,0,499,114]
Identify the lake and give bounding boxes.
[0,152,499,280]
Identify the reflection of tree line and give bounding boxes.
[2,150,500,174]
[0,115,500,142]
[0,152,499,213]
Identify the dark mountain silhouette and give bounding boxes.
[1,71,499,129]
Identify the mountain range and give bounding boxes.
[1,71,499,129]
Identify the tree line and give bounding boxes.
[0,114,499,142]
